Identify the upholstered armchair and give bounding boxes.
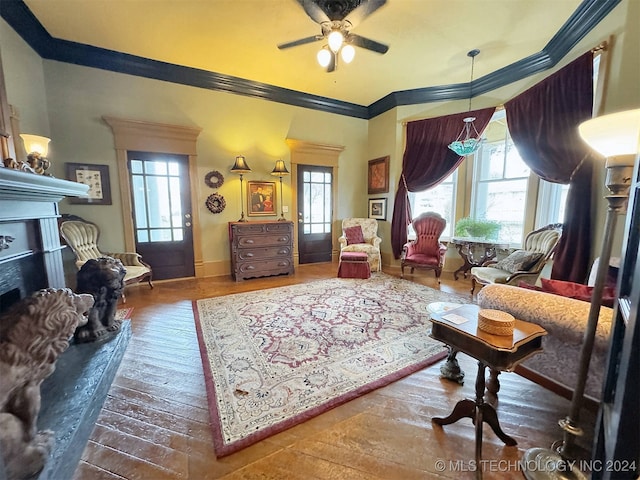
[401,212,447,282]
[60,217,153,301]
[470,223,562,294]
[338,218,382,272]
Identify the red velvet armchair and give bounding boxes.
[401,212,447,282]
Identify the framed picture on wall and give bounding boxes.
[247,181,277,216]
[368,156,389,194]
[66,162,112,205]
[368,198,387,220]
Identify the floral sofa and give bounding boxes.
[477,283,614,401]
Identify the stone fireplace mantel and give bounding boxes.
[0,167,88,302]
[0,167,130,480]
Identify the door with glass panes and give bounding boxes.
[128,151,194,279]
[297,164,333,263]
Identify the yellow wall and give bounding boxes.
[0,0,637,279]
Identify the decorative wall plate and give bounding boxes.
[205,170,224,189]
[206,193,226,214]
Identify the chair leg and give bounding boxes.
[470,278,476,294]
[400,264,405,278]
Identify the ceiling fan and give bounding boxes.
[278,0,389,72]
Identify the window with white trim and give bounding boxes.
[471,111,531,245]
[408,170,457,239]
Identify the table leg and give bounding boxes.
[433,361,517,480]
[474,361,486,479]
[453,243,473,280]
[439,347,465,384]
[485,369,500,405]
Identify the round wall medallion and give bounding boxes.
[204,170,224,189]
[206,193,226,214]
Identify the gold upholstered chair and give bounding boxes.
[470,223,562,294]
[337,218,382,272]
[60,216,153,302]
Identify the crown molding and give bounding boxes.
[0,0,621,120]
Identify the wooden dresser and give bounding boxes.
[229,221,294,281]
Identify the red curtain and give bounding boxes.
[505,52,595,282]
[391,107,496,258]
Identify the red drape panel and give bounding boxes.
[391,107,496,258]
[505,52,595,282]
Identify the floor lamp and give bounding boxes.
[522,108,640,480]
[230,155,251,222]
[270,159,290,221]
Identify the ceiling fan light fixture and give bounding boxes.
[317,47,331,67]
[341,44,355,63]
[448,49,483,156]
[327,30,344,53]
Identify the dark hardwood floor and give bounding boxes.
[71,263,595,479]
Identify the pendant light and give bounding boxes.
[448,49,483,156]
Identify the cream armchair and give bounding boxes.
[470,223,562,294]
[60,216,153,301]
[338,218,382,272]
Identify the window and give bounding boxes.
[536,180,570,227]
[408,170,457,239]
[471,111,531,245]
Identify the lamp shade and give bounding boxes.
[327,30,343,53]
[20,134,50,156]
[317,48,331,68]
[341,44,355,64]
[271,159,290,176]
[230,155,251,174]
[579,108,640,160]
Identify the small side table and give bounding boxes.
[430,304,546,479]
[451,238,509,280]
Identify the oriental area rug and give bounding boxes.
[193,273,469,457]
[115,307,133,321]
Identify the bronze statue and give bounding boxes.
[0,288,93,480]
[75,256,126,343]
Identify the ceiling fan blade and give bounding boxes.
[296,0,331,24]
[278,35,324,50]
[326,50,336,72]
[349,34,389,54]
[344,0,386,28]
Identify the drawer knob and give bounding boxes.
[245,253,254,258]
[245,239,255,244]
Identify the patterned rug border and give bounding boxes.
[115,307,133,321]
[193,273,460,457]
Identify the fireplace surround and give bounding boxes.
[0,166,131,479]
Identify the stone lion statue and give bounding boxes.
[75,256,126,343]
[0,288,93,480]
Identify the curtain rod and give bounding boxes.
[401,105,504,126]
[400,41,607,127]
[591,40,608,53]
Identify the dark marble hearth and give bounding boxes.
[35,321,132,480]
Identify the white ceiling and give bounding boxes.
[23,0,582,106]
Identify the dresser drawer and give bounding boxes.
[237,245,292,261]
[232,222,292,236]
[236,258,294,279]
[236,233,291,248]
